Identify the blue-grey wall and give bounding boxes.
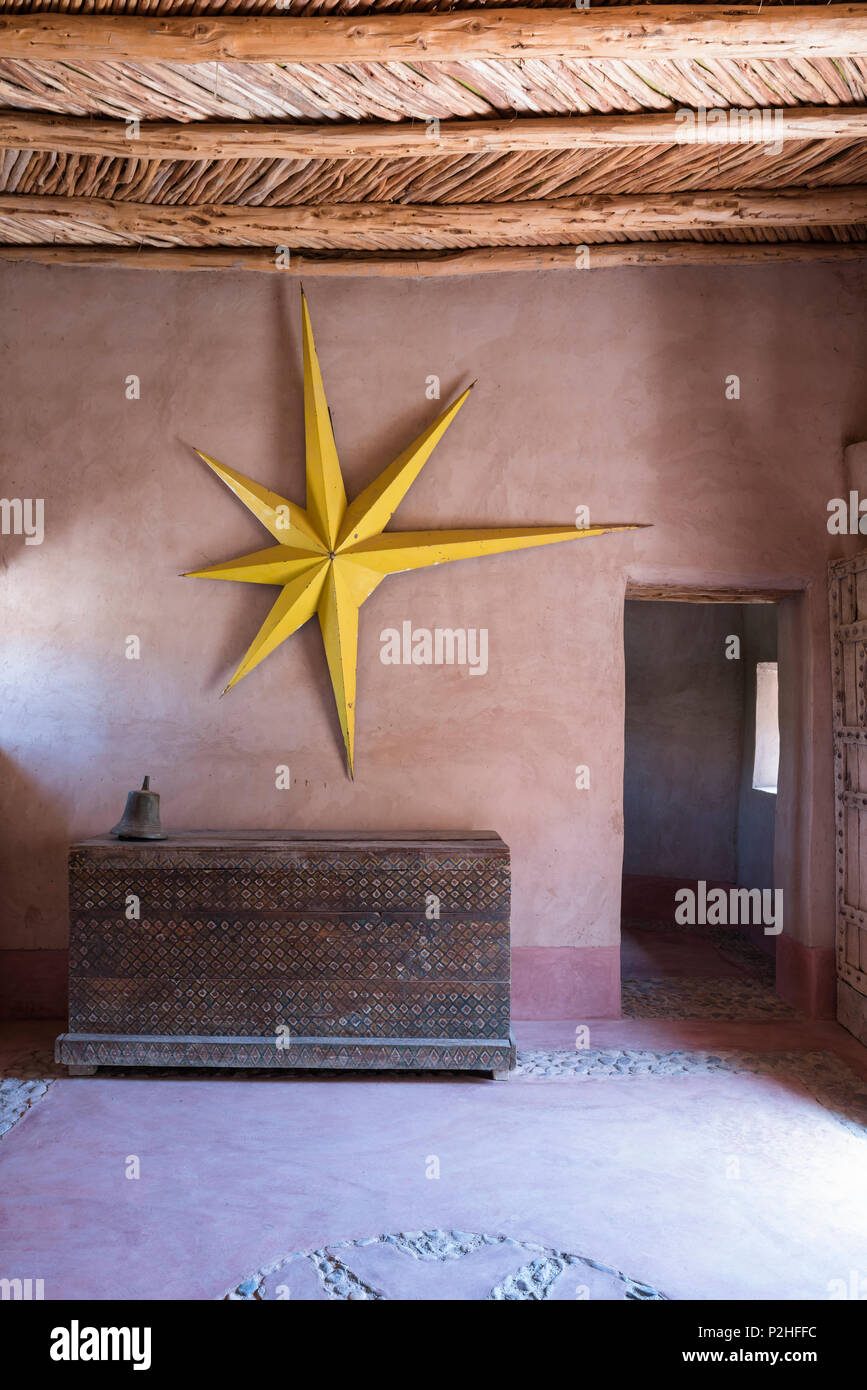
[623,600,777,887]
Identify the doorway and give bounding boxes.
[620,597,788,1020]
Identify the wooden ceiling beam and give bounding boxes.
[4,108,867,161]
[2,243,866,276]
[626,582,796,603]
[1,7,867,64]
[0,187,864,247]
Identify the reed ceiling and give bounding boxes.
[0,0,865,273]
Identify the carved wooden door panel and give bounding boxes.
[829,553,867,1044]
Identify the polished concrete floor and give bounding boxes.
[1,926,866,1301]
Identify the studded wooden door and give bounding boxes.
[829,553,867,1045]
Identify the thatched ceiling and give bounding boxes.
[0,1,866,274]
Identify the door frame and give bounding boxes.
[621,577,809,1007]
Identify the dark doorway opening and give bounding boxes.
[620,598,790,1021]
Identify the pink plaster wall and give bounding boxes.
[1,261,865,1018]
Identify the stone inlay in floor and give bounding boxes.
[517,1049,867,1136]
[225,1229,668,1302]
[0,1076,54,1137]
[621,976,795,1020]
[3,1045,865,1145]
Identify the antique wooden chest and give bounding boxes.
[55,831,515,1077]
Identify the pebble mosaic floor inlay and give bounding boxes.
[518,1049,867,1136]
[620,977,796,1020]
[0,1076,54,1138]
[3,1043,866,1141]
[225,1229,668,1302]
[620,918,793,1018]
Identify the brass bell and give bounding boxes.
[110,776,167,840]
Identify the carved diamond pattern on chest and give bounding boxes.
[69,919,510,982]
[57,832,515,1075]
[70,853,510,915]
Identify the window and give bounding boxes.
[753,661,779,794]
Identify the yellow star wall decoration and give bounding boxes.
[186,292,641,777]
